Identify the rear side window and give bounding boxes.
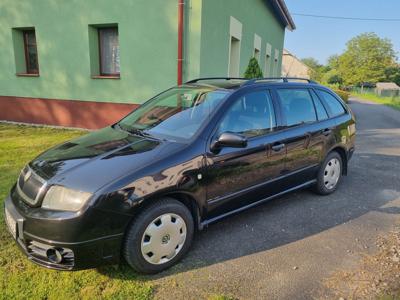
[218,90,276,138]
[310,90,328,121]
[277,89,317,126]
[316,90,346,117]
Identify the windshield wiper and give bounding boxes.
[114,123,163,140]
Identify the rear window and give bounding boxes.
[310,90,329,121]
[277,89,317,126]
[316,90,346,117]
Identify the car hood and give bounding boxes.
[29,126,179,193]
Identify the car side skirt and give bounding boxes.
[200,179,317,228]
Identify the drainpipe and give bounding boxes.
[177,0,184,85]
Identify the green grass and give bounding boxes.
[0,124,153,300]
[351,92,400,110]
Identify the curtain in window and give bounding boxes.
[99,28,120,75]
[24,31,39,73]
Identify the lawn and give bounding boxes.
[351,92,400,110]
[0,124,153,300]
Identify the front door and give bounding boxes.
[204,89,286,218]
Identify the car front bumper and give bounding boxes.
[4,194,124,270]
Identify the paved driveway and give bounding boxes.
[152,99,400,299]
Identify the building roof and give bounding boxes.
[269,0,296,31]
[282,49,311,70]
[376,82,400,90]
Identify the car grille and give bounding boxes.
[16,165,47,206]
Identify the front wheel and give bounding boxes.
[313,151,343,195]
[123,198,194,274]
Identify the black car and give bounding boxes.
[4,77,356,274]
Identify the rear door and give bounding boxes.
[275,87,334,187]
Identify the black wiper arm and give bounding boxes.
[114,123,159,140]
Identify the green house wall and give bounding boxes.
[0,0,286,106]
[199,0,285,78]
[0,0,179,104]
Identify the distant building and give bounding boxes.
[375,82,400,97]
[0,0,295,129]
[281,49,311,79]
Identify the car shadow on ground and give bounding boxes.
[98,153,400,281]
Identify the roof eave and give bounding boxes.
[270,0,296,31]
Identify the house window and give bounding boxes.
[254,48,260,61]
[23,30,39,74]
[273,49,279,76]
[264,54,271,76]
[264,43,272,77]
[254,34,261,62]
[98,27,120,76]
[228,17,242,77]
[229,37,240,77]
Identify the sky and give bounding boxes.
[284,0,400,64]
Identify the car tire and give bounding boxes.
[123,198,194,274]
[313,151,343,195]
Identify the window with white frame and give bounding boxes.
[264,43,272,76]
[228,17,242,77]
[254,34,261,61]
[273,49,279,76]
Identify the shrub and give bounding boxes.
[244,57,263,79]
[333,89,350,102]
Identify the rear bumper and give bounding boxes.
[4,195,123,270]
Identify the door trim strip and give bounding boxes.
[202,179,316,228]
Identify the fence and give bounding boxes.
[350,87,400,102]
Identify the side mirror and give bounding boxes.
[211,132,248,152]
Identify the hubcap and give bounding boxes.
[141,213,187,265]
[323,158,341,190]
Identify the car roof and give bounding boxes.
[182,77,322,91]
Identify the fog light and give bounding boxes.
[46,248,63,264]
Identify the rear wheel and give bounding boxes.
[313,151,343,195]
[123,198,194,274]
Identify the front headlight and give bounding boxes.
[42,186,93,211]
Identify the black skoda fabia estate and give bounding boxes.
[5,78,356,273]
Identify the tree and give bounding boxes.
[301,57,326,82]
[244,57,263,79]
[384,65,400,86]
[322,69,343,85]
[327,55,340,70]
[337,33,396,89]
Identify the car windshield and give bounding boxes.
[118,87,230,141]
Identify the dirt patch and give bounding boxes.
[321,226,400,299]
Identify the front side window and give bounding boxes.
[23,30,39,74]
[99,27,120,76]
[218,90,276,138]
[277,89,317,126]
[316,90,346,117]
[118,88,229,141]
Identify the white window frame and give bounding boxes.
[253,34,261,61]
[273,49,279,76]
[228,16,242,77]
[264,43,272,76]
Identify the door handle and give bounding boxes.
[322,128,332,136]
[271,143,285,152]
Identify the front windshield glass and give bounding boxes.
[118,87,230,141]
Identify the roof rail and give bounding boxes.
[243,77,317,86]
[185,77,248,84]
